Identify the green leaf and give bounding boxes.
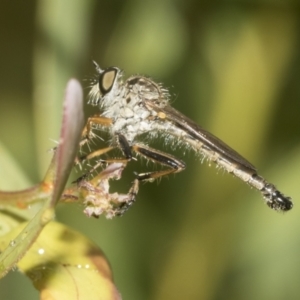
[0,79,84,278]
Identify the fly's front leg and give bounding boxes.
[80,114,113,147]
[53,114,112,161]
[132,144,186,182]
[77,114,113,166]
[78,115,117,169]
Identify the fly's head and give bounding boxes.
[89,61,170,112]
[89,61,123,108]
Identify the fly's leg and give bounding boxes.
[116,133,133,160]
[132,143,186,182]
[80,132,132,162]
[79,133,139,217]
[77,114,113,166]
[53,114,112,161]
[76,133,133,181]
[80,114,113,147]
[105,143,187,216]
[84,136,186,215]
[111,143,186,215]
[112,179,140,216]
[78,115,121,168]
[75,146,119,182]
[79,132,186,215]
[84,132,133,162]
[81,146,115,161]
[97,133,140,216]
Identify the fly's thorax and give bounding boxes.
[108,98,156,142]
[99,73,170,142]
[126,75,170,108]
[90,65,172,142]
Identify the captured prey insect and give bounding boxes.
[80,61,293,216]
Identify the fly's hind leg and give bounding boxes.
[132,144,186,182]
[111,143,186,215]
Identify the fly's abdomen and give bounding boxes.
[176,132,293,212]
[248,175,293,211]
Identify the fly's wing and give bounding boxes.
[145,101,256,172]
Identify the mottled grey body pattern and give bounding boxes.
[84,61,292,214]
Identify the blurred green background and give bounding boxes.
[0,1,300,299]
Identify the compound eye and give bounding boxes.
[99,67,118,95]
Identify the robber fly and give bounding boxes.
[80,61,293,215]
